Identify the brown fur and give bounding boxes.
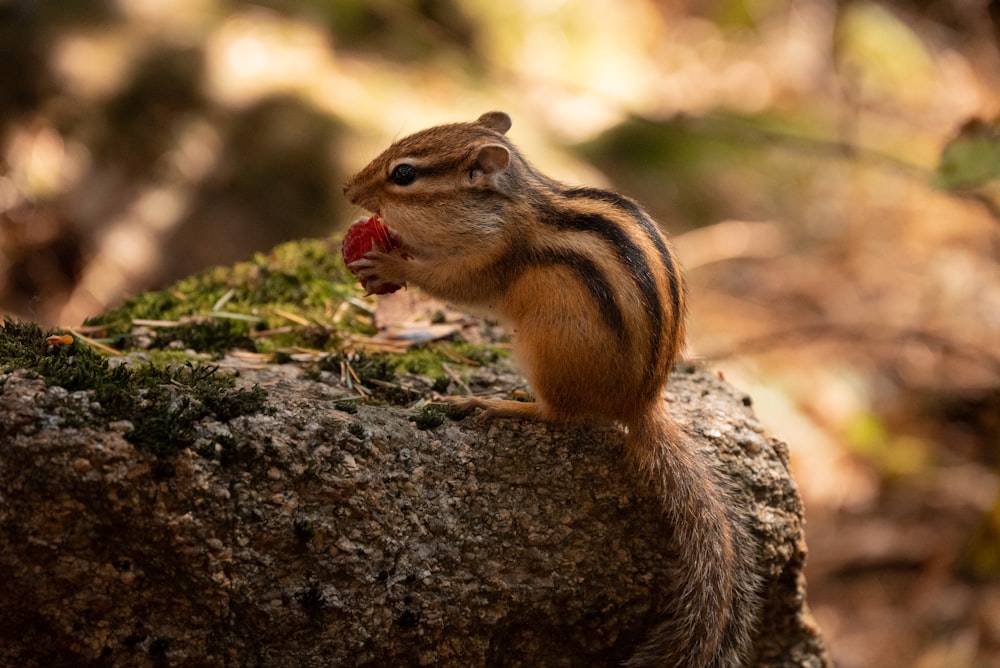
[344,112,761,667]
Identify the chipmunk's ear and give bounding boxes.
[472,143,510,177]
[476,111,512,135]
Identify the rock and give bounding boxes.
[0,361,832,667]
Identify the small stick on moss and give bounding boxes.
[66,329,121,356]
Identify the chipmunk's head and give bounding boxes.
[343,111,517,252]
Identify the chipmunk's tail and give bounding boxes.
[622,404,761,668]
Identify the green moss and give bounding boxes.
[334,397,359,414]
[316,350,395,388]
[412,405,448,430]
[1,319,268,458]
[144,319,257,355]
[394,341,509,382]
[144,349,213,367]
[378,383,421,405]
[0,320,56,377]
[334,351,396,384]
[313,344,507,407]
[18,233,511,390]
[3,236,515,456]
[415,401,475,423]
[83,238,364,355]
[400,346,446,376]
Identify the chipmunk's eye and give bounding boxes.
[389,164,417,186]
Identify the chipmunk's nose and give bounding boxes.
[344,188,380,216]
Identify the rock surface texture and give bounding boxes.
[0,361,832,667]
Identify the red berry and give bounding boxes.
[341,215,402,294]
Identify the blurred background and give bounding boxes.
[2,0,999,665]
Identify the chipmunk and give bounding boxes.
[343,111,761,668]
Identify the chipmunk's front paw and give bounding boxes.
[347,249,408,295]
